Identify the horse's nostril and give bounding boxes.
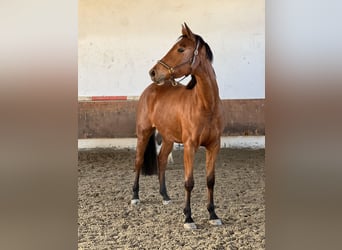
[149,69,155,77]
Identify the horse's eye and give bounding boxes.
[177,47,185,53]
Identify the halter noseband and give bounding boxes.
[157,40,200,86]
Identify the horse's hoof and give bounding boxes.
[162,200,171,205]
[131,199,140,205]
[209,219,222,226]
[184,222,197,230]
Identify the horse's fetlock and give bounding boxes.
[207,203,215,212]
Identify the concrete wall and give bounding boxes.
[79,0,264,99]
[78,99,265,138]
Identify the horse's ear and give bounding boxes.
[182,23,196,42]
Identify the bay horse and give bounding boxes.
[131,23,224,229]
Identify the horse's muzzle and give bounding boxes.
[149,67,165,83]
[149,68,156,79]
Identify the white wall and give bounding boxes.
[79,0,264,99]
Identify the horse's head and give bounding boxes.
[149,23,212,85]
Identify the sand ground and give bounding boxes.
[78,148,265,249]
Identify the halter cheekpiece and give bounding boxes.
[157,40,200,86]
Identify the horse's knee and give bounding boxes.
[135,157,143,171]
[158,156,168,167]
[184,178,194,192]
[207,174,215,189]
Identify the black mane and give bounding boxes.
[178,34,214,89]
[178,34,214,63]
[194,34,213,63]
[186,75,197,89]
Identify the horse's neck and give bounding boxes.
[193,62,220,111]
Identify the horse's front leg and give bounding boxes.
[206,142,222,225]
[131,129,153,205]
[183,142,196,229]
[158,140,173,204]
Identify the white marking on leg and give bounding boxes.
[209,219,222,226]
[184,222,197,230]
[168,152,174,164]
[162,200,171,205]
[131,199,140,205]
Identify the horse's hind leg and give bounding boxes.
[131,127,154,205]
[206,142,222,225]
[158,139,173,204]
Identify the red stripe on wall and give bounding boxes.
[91,96,128,101]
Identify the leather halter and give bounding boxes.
[157,40,200,86]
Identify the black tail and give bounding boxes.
[141,133,158,175]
